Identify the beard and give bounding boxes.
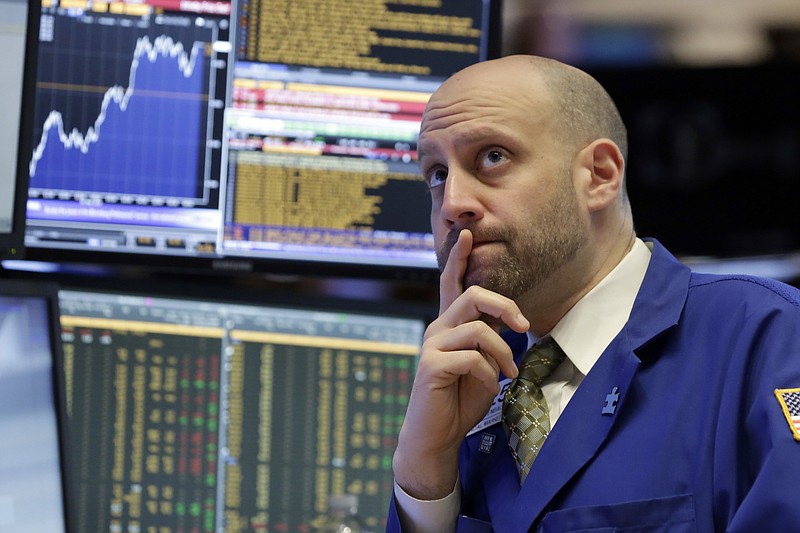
[436,175,588,300]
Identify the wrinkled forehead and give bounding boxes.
[418,95,512,158]
[419,63,553,150]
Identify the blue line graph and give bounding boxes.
[30,34,208,199]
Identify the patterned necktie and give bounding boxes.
[502,337,566,484]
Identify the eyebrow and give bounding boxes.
[417,124,507,162]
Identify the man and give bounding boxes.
[387,55,800,532]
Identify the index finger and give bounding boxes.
[439,229,472,314]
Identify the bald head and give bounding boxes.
[528,56,628,164]
[426,55,628,165]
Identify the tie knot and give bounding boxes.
[517,337,566,386]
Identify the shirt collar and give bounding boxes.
[548,238,652,376]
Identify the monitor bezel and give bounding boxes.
[48,266,439,328]
[0,0,40,260]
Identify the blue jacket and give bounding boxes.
[388,239,800,532]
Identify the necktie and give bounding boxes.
[502,337,566,484]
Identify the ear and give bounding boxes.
[575,139,625,212]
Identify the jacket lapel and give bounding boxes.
[490,337,641,532]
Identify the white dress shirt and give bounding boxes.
[395,239,653,533]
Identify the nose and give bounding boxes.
[439,169,483,228]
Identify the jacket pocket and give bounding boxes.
[537,493,696,532]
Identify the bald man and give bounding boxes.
[387,55,800,532]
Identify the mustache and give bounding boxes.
[437,226,510,266]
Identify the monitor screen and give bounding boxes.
[0,279,69,532]
[57,284,426,531]
[23,0,501,278]
[0,0,38,259]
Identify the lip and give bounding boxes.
[471,240,499,250]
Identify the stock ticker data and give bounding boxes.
[57,288,425,532]
[23,0,497,270]
[30,25,209,198]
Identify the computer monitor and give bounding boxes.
[23,0,502,279]
[0,0,38,259]
[0,279,70,532]
[57,283,427,531]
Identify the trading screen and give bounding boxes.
[24,0,498,272]
[58,288,425,532]
[26,5,228,255]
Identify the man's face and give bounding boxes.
[417,60,589,300]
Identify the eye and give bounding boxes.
[425,166,448,189]
[480,149,507,170]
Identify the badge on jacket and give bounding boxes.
[467,378,513,437]
[774,388,800,441]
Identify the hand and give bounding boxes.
[392,229,529,500]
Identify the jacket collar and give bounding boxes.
[624,238,690,353]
